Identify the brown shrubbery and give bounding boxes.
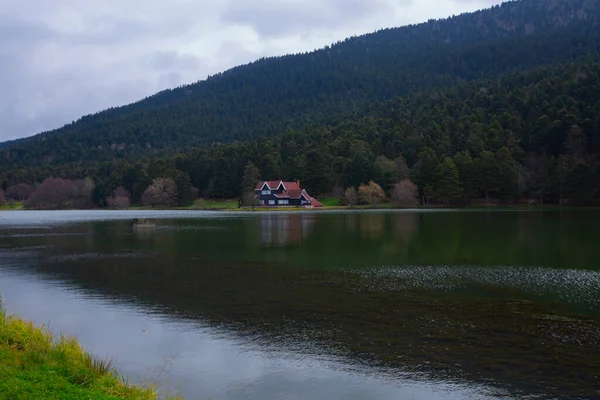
[5,183,34,201]
[106,187,132,208]
[25,177,95,209]
[358,181,386,206]
[392,180,419,207]
[344,187,358,207]
[141,178,178,207]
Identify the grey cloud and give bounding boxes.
[158,72,185,89]
[0,0,502,142]
[223,0,395,37]
[142,51,202,72]
[0,18,56,46]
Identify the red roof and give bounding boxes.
[255,181,280,190]
[287,189,306,199]
[283,182,300,190]
[255,180,301,190]
[310,197,323,208]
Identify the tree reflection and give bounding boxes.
[257,214,317,246]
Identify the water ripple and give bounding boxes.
[350,265,600,309]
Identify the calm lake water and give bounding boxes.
[0,209,599,399]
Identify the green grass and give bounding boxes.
[0,201,23,210]
[0,299,180,400]
[187,198,239,210]
[318,197,342,207]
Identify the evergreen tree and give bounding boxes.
[566,162,593,205]
[412,147,440,200]
[435,157,463,205]
[241,161,261,208]
[476,151,499,204]
[495,147,519,200]
[173,170,197,206]
[303,150,330,195]
[453,151,476,203]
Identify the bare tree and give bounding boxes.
[70,179,88,208]
[107,196,131,208]
[242,192,260,209]
[25,178,77,209]
[106,186,132,208]
[392,180,419,207]
[114,186,132,200]
[344,187,358,207]
[141,178,178,207]
[358,181,386,206]
[5,183,34,201]
[0,189,5,206]
[82,177,95,206]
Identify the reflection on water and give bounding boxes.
[258,214,318,246]
[0,270,502,400]
[1,210,600,399]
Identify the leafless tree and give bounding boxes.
[114,186,132,200]
[242,192,260,209]
[344,187,358,207]
[141,178,178,207]
[107,196,131,208]
[106,186,132,208]
[25,178,77,209]
[82,177,95,206]
[0,189,5,206]
[358,181,386,206]
[70,179,88,208]
[392,180,419,207]
[5,183,34,201]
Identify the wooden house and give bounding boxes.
[255,180,323,207]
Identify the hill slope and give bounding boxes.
[1,0,600,168]
[4,60,600,206]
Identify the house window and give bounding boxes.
[278,200,289,205]
[262,190,271,195]
[268,200,275,205]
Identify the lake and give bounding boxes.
[0,209,599,399]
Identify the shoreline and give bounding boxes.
[0,300,180,400]
[1,204,594,212]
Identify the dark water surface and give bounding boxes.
[0,210,599,399]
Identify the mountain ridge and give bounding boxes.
[3,58,599,207]
[1,0,599,169]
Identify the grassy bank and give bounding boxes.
[0,300,177,400]
[0,201,23,210]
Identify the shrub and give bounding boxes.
[358,181,386,205]
[141,178,178,207]
[106,187,132,208]
[392,179,419,207]
[5,183,34,201]
[344,187,358,207]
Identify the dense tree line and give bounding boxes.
[3,60,600,207]
[1,0,600,169]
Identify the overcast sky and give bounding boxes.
[0,0,502,142]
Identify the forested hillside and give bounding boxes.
[1,0,600,168]
[3,60,600,206]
